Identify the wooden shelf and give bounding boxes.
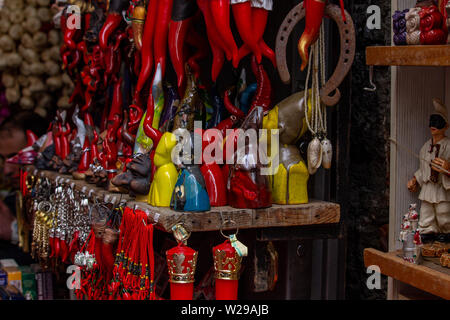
[364,248,450,299]
[26,167,340,233]
[366,45,450,66]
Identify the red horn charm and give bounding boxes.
[298,0,326,71]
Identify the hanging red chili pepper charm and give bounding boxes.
[169,0,199,96]
[197,0,227,82]
[153,0,174,79]
[210,0,239,66]
[135,0,158,100]
[232,1,262,63]
[298,0,326,71]
[99,0,127,50]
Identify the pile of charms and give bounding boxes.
[28,174,92,269]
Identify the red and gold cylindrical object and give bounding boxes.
[213,240,242,300]
[166,243,198,300]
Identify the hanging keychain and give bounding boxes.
[213,219,247,300]
[166,223,198,300]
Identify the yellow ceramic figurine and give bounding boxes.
[263,91,312,205]
[148,132,179,207]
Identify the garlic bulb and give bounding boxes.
[36,0,50,7]
[37,94,51,109]
[0,19,10,34]
[19,45,39,63]
[5,0,24,11]
[32,32,47,47]
[57,96,71,109]
[22,87,32,97]
[5,86,20,104]
[9,24,24,41]
[48,30,60,46]
[9,10,24,24]
[23,17,41,34]
[0,35,15,52]
[23,6,37,18]
[19,96,34,109]
[45,60,60,76]
[1,73,15,88]
[29,77,45,93]
[29,62,45,75]
[34,106,47,118]
[46,76,63,91]
[37,7,51,22]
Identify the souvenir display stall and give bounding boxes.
[1,0,357,300]
[364,0,450,300]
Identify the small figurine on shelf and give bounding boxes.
[170,130,210,212]
[407,98,450,244]
[399,203,422,264]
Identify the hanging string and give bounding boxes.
[304,44,316,135]
[304,24,327,138]
[319,24,327,137]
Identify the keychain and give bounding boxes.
[166,223,198,300]
[213,219,247,300]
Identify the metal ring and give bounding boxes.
[220,219,238,239]
[38,201,52,213]
[171,224,191,244]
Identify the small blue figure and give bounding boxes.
[171,165,211,212]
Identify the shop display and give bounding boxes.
[0,0,70,116]
[5,0,358,300]
[407,98,450,243]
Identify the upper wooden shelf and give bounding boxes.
[364,248,450,299]
[26,166,340,233]
[366,45,450,66]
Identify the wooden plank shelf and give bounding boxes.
[26,167,340,233]
[366,45,450,66]
[364,248,450,300]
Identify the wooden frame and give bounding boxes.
[364,248,450,299]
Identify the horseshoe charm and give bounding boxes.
[275,2,355,106]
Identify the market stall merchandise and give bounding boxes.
[364,0,450,300]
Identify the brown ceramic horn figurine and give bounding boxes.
[275,2,355,106]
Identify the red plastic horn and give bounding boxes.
[26,130,38,147]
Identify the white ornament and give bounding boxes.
[321,138,333,169]
[307,137,322,175]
